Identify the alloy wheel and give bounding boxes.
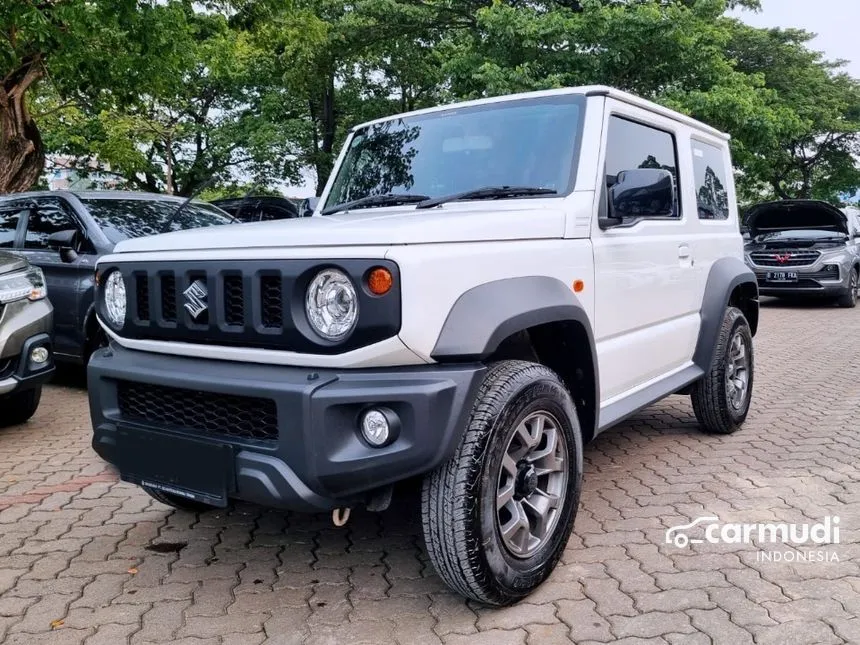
[725,330,751,411]
[496,411,569,559]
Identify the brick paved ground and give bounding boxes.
[1,301,859,645]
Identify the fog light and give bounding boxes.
[30,346,50,364]
[360,408,399,447]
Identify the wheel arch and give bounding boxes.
[694,257,759,373]
[431,277,599,442]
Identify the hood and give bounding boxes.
[0,251,28,276]
[745,200,848,238]
[112,203,566,254]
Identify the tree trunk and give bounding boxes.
[315,72,337,196]
[0,56,45,193]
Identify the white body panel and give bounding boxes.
[100,85,744,418]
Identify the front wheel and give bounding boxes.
[691,306,754,434]
[421,361,583,606]
[837,269,858,308]
[0,387,42,427]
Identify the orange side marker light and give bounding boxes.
[367,267,394,295]
[573,280,585,293]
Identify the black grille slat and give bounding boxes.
[161,275,177,322]
[224,275,245,326]
[261,276,283,328]
[136,275,150,321]
[117,381,278,442]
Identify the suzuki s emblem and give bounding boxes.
[183,280,209,319]
[775,253,792,264]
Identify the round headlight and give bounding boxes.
[103,270,127,327]
[305,269,358,341]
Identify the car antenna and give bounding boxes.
[160,175,219,234]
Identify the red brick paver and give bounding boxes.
[1,302,858,644]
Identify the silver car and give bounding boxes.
[744,200,860,308]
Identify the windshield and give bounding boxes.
[80,198,235,240]
[324,95,585,212]
[753,229,847,243]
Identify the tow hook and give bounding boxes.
[332,507,351,527]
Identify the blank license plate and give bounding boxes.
[115,427,233,506]
[767,271,798,282]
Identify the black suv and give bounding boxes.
[0,192,234,364]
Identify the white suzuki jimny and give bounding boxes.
[89,86,759,605]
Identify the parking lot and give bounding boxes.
[0,301,858,645]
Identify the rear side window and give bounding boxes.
[0,204,26,248]
[605,116,680,217]
[24,198,78,250]
[691,140,730,220]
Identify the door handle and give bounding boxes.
[678,245,692,259]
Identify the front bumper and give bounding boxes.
[0,298,55,396]
[750,263,852,297]
[88,344,484,511]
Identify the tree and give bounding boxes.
[0,0,193,193]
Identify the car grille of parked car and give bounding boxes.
[106,259,400,353]
[749,250,821,267]
[116,380,279,442]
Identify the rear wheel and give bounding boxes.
[837,269,858,308]
[691,307,754,434]
[142,486,216,513]
[0,387,42,427]
[421,361,583,605]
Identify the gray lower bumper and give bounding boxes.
[88,344,484,511]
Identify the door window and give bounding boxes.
[691,140,730,220]
[0,203,28,248]
[605,116,681,217]
[24,199,79,250]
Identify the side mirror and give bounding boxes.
[303,197,319,217]
[600,168,676,229]
[47,229,79,263]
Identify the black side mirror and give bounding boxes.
[600,168,676,229]
[47,229,79,263]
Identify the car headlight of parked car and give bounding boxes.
[817,248,849,263]
[103,270,127,327]
[305,268,359,341]
[0,267,47,304]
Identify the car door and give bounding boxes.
[592,106,701,405]
[18,197,97,360]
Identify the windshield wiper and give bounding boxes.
[416,186,557,209]
[322,193,430,216]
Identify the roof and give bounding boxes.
[0,190,189,203]
[353,85,729,141]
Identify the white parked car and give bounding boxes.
[87,86,759,605]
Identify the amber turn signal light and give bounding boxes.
[367,267,393,295]
[573,280,585,293]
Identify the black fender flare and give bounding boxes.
[693,257,759,371]
[431,277,599,436]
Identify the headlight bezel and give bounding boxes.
[304,268,360,342]
[0,267,48,304]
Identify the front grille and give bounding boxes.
[117,380,278,442]
[101,259,400,353]
[749,250,821,267]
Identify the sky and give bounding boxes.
[729,0,860,79]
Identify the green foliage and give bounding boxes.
[2,0,858,204]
